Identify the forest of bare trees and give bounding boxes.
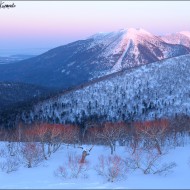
[0,115,189,180]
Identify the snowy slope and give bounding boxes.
[0,142,190,189]
[111,39,132,72]
[161,31,190,48]
[180,31,190,39]
[14,54,190,124]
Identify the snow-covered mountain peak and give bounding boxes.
[85,28,190,76]
[161,31,190,48]
[180,31,190,38]
[118,28,160,49]
[88,28,153,43]
[120,28,153,42]
[127,28,152,35]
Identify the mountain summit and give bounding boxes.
[0,28,189,89]
[87,27,189,73]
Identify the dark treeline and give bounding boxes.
[1,114,190,155]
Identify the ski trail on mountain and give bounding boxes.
[111,40,131,73]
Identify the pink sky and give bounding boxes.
[0,1,190,56]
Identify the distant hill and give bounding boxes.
[0,55,35,64]
[0,82,54,112]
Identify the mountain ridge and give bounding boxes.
[0,28,189,90]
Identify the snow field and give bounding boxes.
[0,141,190,189]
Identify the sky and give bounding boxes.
[0,1,190,56]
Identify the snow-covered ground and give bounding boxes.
[0,142,190,189]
